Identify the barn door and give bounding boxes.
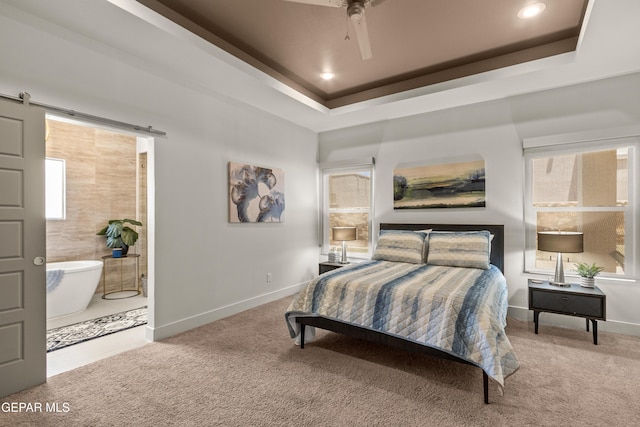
[0,97,46,397]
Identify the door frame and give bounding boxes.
[43,114,156,342]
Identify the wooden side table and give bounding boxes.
[101,254,140,299]
[319,261,346,275]
[528,279,606,344]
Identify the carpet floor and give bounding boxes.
[46,307,148,352]
[2,297,639,426]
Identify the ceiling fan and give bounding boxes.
[284,0,384,60]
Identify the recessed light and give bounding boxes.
[321,72,335,81]
[518,3,546,19]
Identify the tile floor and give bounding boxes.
[46,293,149,378]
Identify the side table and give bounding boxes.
[101,254,141,299]
[319,261,347,275]
[528,279,606,344]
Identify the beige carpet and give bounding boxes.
[2,297,639,427]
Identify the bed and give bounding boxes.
[285,223,519,403]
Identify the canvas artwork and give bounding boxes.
[393,159,485,209]
[228,162,285,222]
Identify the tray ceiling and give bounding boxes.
[136,0,589,108]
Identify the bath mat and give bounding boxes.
[46,306,147,352]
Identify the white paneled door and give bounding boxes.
[0,98,46,398]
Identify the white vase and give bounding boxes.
[580,277,595,288]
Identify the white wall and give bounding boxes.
[2,0,639,340]
[319,73,640,336]
[0,2,318,339]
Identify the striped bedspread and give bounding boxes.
[285,260,520,387]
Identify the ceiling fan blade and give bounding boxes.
[351,12,372,60]
[283,0,343,7]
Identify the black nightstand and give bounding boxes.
[528,279,606,344]
[319,262,346,275]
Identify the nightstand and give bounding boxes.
[319,261,346,275]
[528,279,606,345]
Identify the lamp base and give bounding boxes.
[340,241,349,264]
[549,281,571,287]
[550,252,569,287]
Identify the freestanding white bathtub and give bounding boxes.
[46,260,103,319]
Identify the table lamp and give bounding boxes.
[333,226,357,264]
[537,231,584,286]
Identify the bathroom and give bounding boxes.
[44,117,150,376]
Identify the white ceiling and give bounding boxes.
[3,0,640,133]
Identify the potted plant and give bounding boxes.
[574,262,604,288]
[97,218,142,256]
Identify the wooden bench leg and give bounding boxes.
[300,323,305,349]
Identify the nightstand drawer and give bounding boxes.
[530,289,605,319]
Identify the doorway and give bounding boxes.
[43,117,154,376]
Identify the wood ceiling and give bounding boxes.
[136,0,589,108]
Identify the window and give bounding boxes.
[45,158,66,220]
[320,161,374,258]
[524,135,639,280]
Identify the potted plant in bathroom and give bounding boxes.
[574,262,604,288]
[97,218,142,257]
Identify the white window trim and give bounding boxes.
[523,126,640,281]
[319,158,375,259]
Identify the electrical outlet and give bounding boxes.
[266,273,272,283]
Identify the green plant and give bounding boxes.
[574,262,604,278]
[97,219,142,248]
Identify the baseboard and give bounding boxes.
[508,306,640,338]
[147,281,309,341]
[147,294,640,342]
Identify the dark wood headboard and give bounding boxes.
[379,223,505,273]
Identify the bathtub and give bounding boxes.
[46,260,103,319]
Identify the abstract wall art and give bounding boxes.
[393,159,485,209]
[228,161,285,222]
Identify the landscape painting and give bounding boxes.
[228,162,285,223]
[393,159,485,209]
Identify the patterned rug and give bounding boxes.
[47,307,147,352]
